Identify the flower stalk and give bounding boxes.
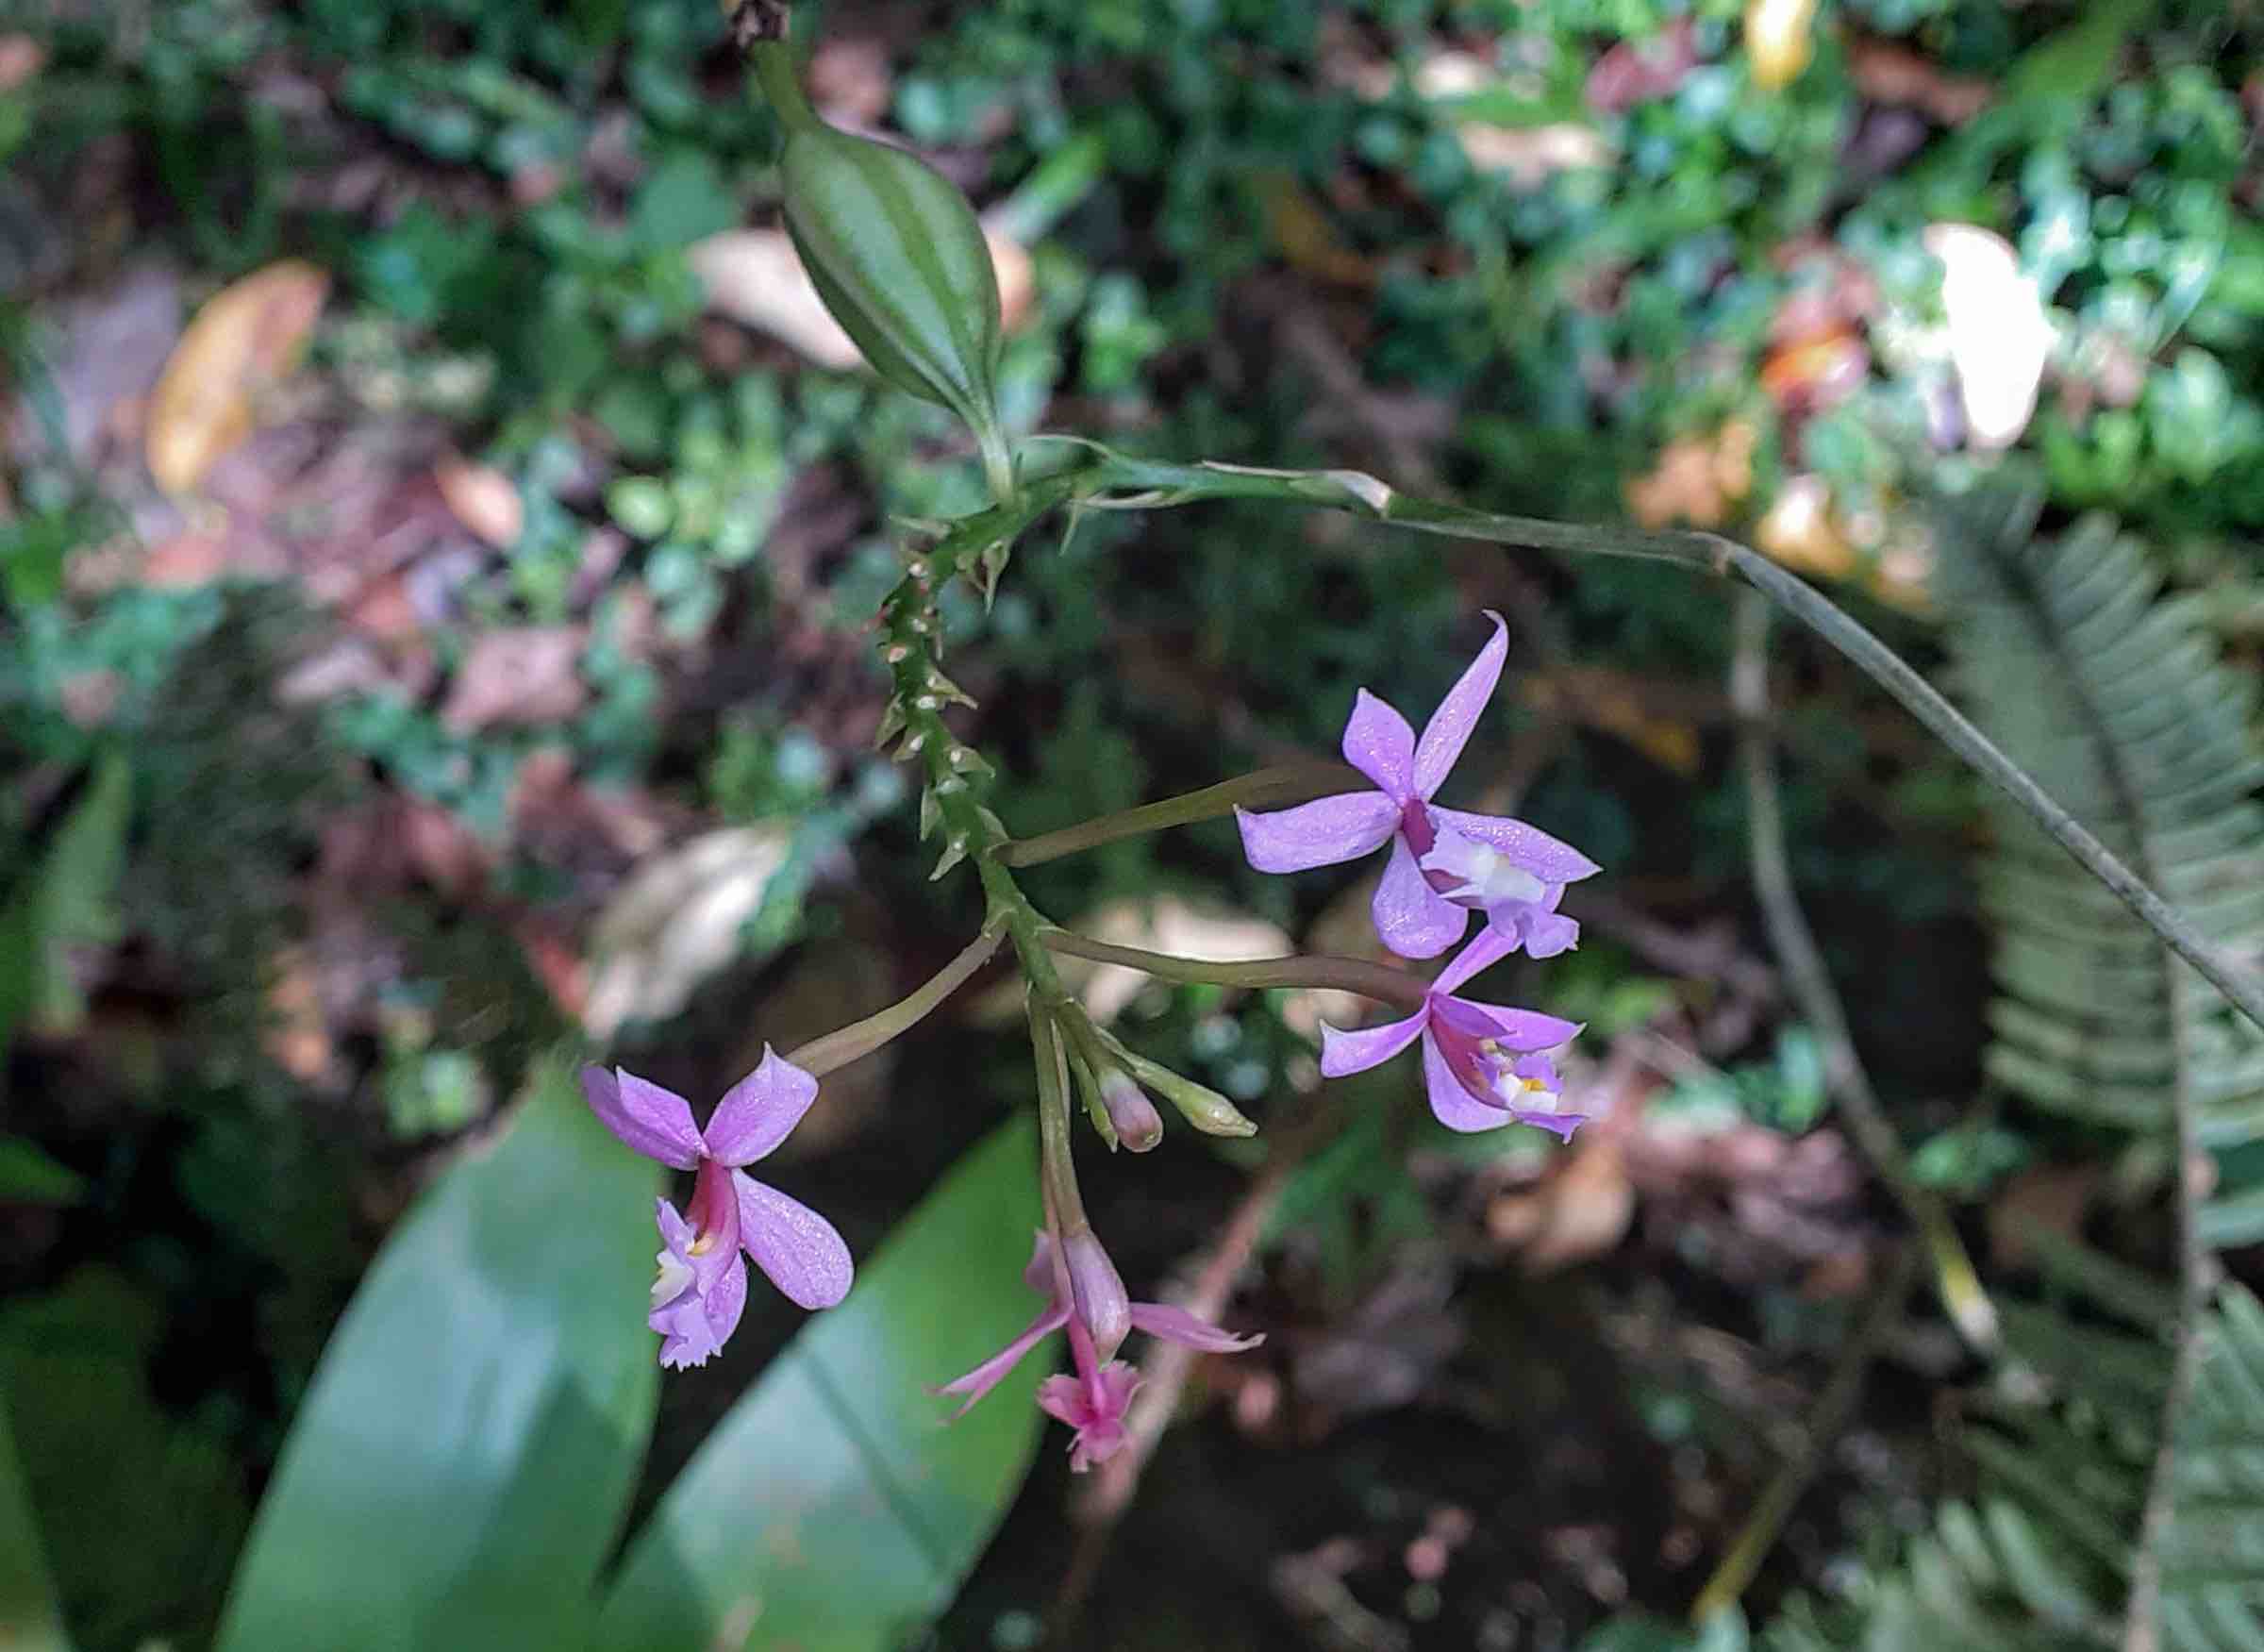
[782,924,1006,1077]
[994,763,1366,868]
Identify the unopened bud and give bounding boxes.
[1100,1073,1164,1153]
[1062,1230,1130,1360]
[1107,1049,1257,1138]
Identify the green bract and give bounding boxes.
[755,42,1011,498]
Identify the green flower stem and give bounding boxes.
[994,762,1367,868]
[1733,592,1998,1357]
[1066,454,2264,1036]
[1035,927,1430,1012]
[747,36,823,136]
[1030,998,1092,1235]
[784,924,1005,1078]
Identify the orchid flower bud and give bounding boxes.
[1114,1047,1257,1139]
[750,30,1011,497]
[1061,1230,1131,1360]
[1099,1073,1165,1153]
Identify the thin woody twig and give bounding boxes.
[1730,591,1998,1357]
[1689,1243,1921,1623]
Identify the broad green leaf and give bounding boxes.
[0,1138,84,1208]
[0,1269,246,1649]
[215,1055,659,1652]
[0,752,132,1056]
[0,1390,68,1652]
[598,1115,1045,1652]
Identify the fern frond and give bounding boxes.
[1933,488,2264,1249]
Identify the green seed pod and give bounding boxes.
[754,40,1011,498]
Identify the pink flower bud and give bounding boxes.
[1100,1074,1164,1153]
[1062,1230,1131,1360]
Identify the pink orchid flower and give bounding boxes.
[935,1232,1262,1472]
[1320,926,1587,1139]
[1236,613,1600,959]
[582,1049,853,1370]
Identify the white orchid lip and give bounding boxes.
[1420,830,1546,907]
[651,1250,696,1308]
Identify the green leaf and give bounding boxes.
[214,1054,660,1652]
[0,1390,68,1652]
[597,1115,1045,1652]
[629,152,740,254]
[0,1137,85,1208]
[0,1269,248,1649]
[0,752,132,1055]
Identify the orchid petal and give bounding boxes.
[733,1172,853,1310]
[651,1286,725,1369]
[1510,1108,1588,1141]
[1412,611,1507,799]
[703,1044,821,1167]
[1373,834,1468,959]
[1234,793,1396,874]
[1319,1009,1427,1076]
[1420,1029,1514,1134]
[581,1066,704,1170]
[1341,690,1417,798]
[1035,1373,1090,1429]
[1432,923,1520,996]
[1509,904,1581,959]
[1129,1301,1265,1353]
[1468,1004,1584,1050]
[1021,1230,1066,1301]
[1429,807,1602,884]
[931,1303,1071,1418]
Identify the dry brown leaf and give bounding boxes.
[1850,40,1993,125]
[1488,1137,1637,1273]
[1754,474,1856,579]
[582,826,794,1038]
[440,626,587,733]
[0,33,45,92]
[435,454,524,548]
[1987,1162,2100,1268]
[1624,419,1755,529]
[1255,172,1377,289]
[145,260,329,494]
[264,945,332,1083]
[1758,330,1869,415]
[1522,668,1704,776]
[1587,19,1699,113]
[1455,123,1613,188]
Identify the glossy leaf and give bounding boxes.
[597,1115,1044,1652]
[214,1055,659,1652]
[0,751,131,1057]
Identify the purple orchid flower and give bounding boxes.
[582,1048,853,1370]
[1235,612,1601,959]
[934,1232,1263,1472]
[1320,926,1588,1139]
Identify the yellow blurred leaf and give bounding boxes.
[1744,0,1820,92]
[1624,420,1756,530]
[144,260,328,494]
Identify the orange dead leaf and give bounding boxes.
[1624,420,1756,529]
[144,260,328,494]
[435,454,524,548]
